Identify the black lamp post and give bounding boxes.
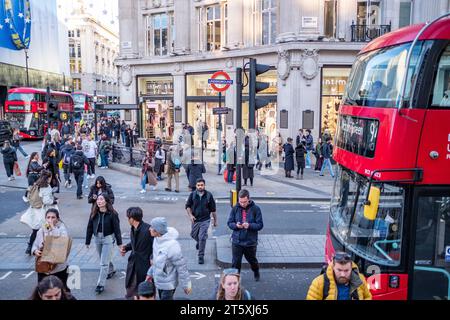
[24,49,30,87]
[93,90,98,141]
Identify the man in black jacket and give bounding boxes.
[227,189,264,281]
[120,207,154,299]
[70,144,89,199]
[185,178,217,264]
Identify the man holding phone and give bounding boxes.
[227,189,264,281]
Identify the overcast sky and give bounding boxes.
[57,0,119,34]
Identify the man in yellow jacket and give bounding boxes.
[306,251,372,300]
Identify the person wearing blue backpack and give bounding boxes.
[165,146,182,193]
[60,138,75,189]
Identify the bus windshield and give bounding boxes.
[72,94,86,105]
[4,113,37,130]
[330,166,405,266]
[7,93,35,103]
[343,40,433,108]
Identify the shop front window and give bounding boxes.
[143,100,174,141]
[187,74,217,96]
[187,102,224,148]
[321,67,351,139]
[138,76,174,141]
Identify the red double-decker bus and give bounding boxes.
[326,14,450,300]
[72,92,106,124]
[4,87,74,139]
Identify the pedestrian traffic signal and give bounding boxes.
[47,100,59,122]
[249,58,271,129]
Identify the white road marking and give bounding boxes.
[20,271,34,279]
[190,272,206,280]
[0,271,13,280]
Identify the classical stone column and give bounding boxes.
[118,0,139,58]
[173,65,186,128]
[227,0,243,48]
[277,0,297,43]
[174,0,190,54]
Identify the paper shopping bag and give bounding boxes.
[40,236,72,264]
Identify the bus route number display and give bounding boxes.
[336,115,379,158]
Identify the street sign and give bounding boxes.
[209,71,233,92]
[213,107,229,115]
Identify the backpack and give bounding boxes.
[71,154,83,170]
[173,158,181,169]
[63,151,72,165]
[28,185,43,209]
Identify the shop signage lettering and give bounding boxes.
[146,81,173,95]
[336,115,379,158]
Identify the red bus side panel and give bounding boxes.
[416,110,450,184]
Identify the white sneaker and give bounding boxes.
[90,174,96,178]
[85,185,89,189]
[64,181,69,188]
[68,184,72,189]
[140,189,146,194]
[8,177,12,181]
[10,176,15,180]
[22,195,29,203]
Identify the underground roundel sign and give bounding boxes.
[208,71,233,92]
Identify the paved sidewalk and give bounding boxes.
[216,235,326,268]
[109,158,334,201]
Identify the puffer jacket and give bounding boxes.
[306,262,372,300]
[227,201,264,247]
[147,227,191,291]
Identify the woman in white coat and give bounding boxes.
[21,170,59,255]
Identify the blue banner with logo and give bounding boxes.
[0,0,32,50]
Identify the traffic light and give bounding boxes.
[249,58,271,129]
[47,100,59,122]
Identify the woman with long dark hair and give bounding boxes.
[22,152,45,203]
[88,176,115,206]
[21,170,58,255]
[29,275,76,300]
[43,148,60,193]
[85,195,122,294]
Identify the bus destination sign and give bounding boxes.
[336,115,379,158]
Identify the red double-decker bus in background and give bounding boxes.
[72,92,106,124]
[326,14,450,300]
[4,87,74,139]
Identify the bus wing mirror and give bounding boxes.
[364,186,380,220]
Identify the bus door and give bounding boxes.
[410,188,450,300]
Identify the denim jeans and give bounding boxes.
[141,173,147,190]
[100,151,108,167]
[16,145,28,157]
[95,233,115,287]
[83,171,88,188]
[305,151,311,167]
[320,158,335,177]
